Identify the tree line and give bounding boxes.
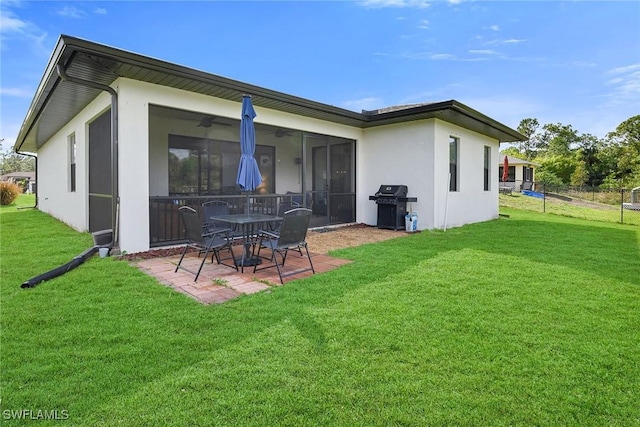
[503,115,640,189]
[0,139,35,176]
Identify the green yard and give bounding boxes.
[500,192,640,226]
[1,196,639,425]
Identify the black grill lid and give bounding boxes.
[374,185,408,197]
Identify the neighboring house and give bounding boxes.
[13,35,525,254]
[0,172,36,194]
[498,155,539,191]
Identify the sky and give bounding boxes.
[1,0,639,151]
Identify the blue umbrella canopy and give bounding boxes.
[236,95,263,191]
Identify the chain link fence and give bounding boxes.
[499,180,640,226]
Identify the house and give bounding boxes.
[0,171,36,194]
[13,35,525,254]
[498,155,539,191]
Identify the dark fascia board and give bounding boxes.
[13,36,72,153]
[363,100,527,142]
[14,35,525,153]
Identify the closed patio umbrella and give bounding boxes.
[237,94,262,213]
[502,155,509,183]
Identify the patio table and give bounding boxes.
[209,213,282,272]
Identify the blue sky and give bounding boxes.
[1,0,639,150]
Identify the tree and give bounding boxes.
[575,133,605,185]
[608,115,640,150]
[605,115,640,187]
[570,160,589,186]
[538,155,579,184]
[535,170,563,187]
[537,123,580,156]
[500,146,521,158]
[516,118,540,160]
[0,139,35,175]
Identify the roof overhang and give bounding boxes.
[501,155,540,167]
[14,35,525,153]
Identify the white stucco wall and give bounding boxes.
[359,120,435,229]
[37,75,502,252]
[37,92,112,232]
[115,79,151,253]
[433,120,499,229]
[358,118,499,231]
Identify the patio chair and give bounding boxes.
[175,206,237,281]
[253,208,315,284]
[202,200,242,239]
[267,200,303,256]
[266,200,300,230]
[521,181,533,192]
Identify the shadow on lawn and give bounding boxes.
[337,217,640,288]
[3,208,639,423]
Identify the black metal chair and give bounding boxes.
[202,200,242,239]
[253,208,315,284]
[175,206,237,281]
[267,200,303,256]
[266,200,300,230]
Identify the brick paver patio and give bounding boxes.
[133,245,351,304]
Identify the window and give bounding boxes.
[523,166,533,182]
[498,166,516,182]
[68,133,76,192]
[168,135,275,196]
[483,146,491,191]
[449,136,459,191]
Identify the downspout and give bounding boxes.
[55,64,119,250]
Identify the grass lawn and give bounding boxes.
[500,192,640,226]
[1,197,639,425]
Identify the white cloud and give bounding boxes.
[460,95,544,130]
[605,64,640,100]
[485,38,527,46]
[0,87,32,97]
[0,11,28,34]
[341,97,384,112]
[401,51,493,62]
[608,63,640,75]
[398,83,464,104]
[56,6,87,19]
[0,8,49,55]
[430,53,456,60]
[94,7,107,15]
[486,25,500,31]
[469,49,498,55]
[359,0,431,9]
[418,19,429,29]
[568,61,596,68]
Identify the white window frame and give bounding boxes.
[483,146,491,191]
[68,133,76,192]
[449,136,459,192]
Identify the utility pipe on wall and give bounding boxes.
[56,65,120,249]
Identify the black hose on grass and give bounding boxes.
[21,246,100,289]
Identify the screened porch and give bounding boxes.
[148,105,356,247]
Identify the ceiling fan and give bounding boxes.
[196,115,231,128]
[274,128,293,138]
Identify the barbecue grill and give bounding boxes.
[369,185,417,230]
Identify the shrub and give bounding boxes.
[0,180,23,205]
[535,170,563,187]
